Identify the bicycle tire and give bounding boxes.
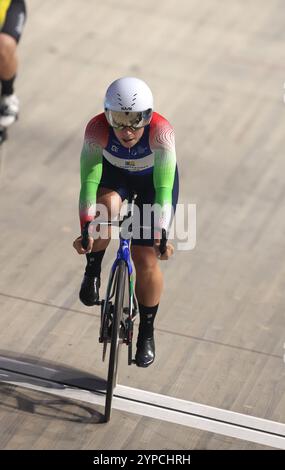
[104,260,126,422]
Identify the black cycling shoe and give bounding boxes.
[135,332,155,367]
[79,275,100,306]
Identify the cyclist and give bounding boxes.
[0,0,27,128]
[73,77,179,367]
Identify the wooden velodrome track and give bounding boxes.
[0,0,285,450]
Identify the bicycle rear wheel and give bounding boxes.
[104,260,127,422]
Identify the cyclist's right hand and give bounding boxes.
[73,235,94,254]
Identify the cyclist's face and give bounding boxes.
[114,127,144,148]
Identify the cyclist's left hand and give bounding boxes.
[73,235,94,254]
[154,240,174,260]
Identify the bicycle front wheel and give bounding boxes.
[105,260,126,422]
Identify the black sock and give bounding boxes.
[138,303,159,338]
[85,250,105,277]
[1,76,16,96]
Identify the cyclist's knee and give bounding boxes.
[96,188,122,219]
[0,34,16,64]
[131,246,157,271]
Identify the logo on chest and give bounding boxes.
[125,160,136,168]
[111,144,119,153]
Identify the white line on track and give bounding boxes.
[0,365,285,449]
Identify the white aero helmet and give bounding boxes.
[104,77,153,129]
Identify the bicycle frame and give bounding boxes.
[111,237,135,314]
[99,198,138,358]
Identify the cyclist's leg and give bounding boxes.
[131,245,162,306]
[80,187,123,306]
[0,33,17,80]
[90,186,123,252]
[0,0,26,76]
[0,0,27,127]
[131,244,161,367]
[131,167,179,365]
[79,159,128,306]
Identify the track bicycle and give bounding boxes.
[82,192,167,422]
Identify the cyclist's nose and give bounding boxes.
[122,127,133,136]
